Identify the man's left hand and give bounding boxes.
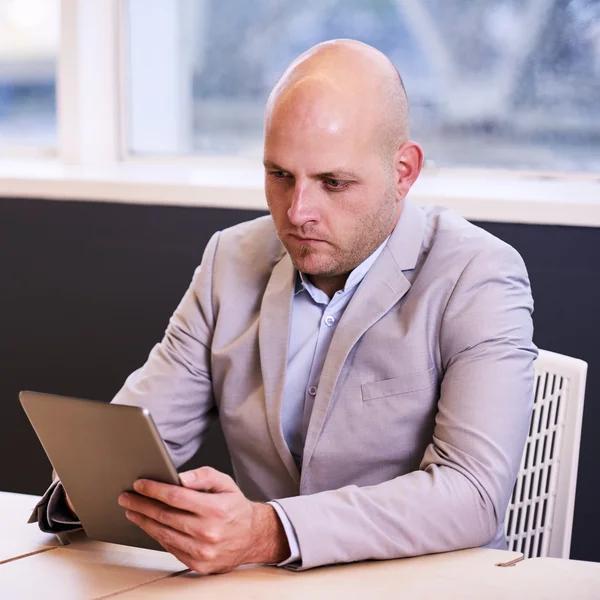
[118,466,290,574]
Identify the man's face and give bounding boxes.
[263,102,400,279]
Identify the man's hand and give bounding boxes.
[117,466,291,574]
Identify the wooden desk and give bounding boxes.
[2,491,599,599]
[0,542,187,599]
[0,492,186,598]
[117,548,519,600]
[0,492,57,563]
[115,550,600,600]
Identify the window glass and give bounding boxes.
[0,0,59,151]
[127,0,600,172]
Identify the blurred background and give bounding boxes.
[1,0,599,169]
[0,0,58,149]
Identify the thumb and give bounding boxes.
[179,466,238,493]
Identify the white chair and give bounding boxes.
[505,349,588,558]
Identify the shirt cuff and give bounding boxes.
[267,501,301,567]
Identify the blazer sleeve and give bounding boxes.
[276,242,538,570]
[110,230,222,467]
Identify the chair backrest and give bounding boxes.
[505,349,587,559]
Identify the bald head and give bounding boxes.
[265,39,409,158]
[263,40,423,293]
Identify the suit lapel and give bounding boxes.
[301,198,428,477]
[258,250,300,485]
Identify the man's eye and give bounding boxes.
[271,171,288,179]
[325,178,346,189]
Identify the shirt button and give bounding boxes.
[308,386,318,396]
[324,315,335,326]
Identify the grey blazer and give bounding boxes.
[106,199,535,569]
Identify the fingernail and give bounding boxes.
[179,471,194,485]
[118,493,129,507]
[133,480,143,492]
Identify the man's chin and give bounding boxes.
[289,255,344,279]
[288,251,327,276]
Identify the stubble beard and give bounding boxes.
[335,203,395,275]
[288,198,396,278]
[299,244,311,259]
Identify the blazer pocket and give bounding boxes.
[361,367,437,402]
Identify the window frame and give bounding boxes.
[1,0,599,230]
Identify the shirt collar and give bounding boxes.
[295,236,390,303]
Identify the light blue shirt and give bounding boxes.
[270,238,389,566]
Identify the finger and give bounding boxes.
[179,466,238,493]
[125,510,198,556]
[131,480,222,515]
[159,543,214,576]
[126,511,218,574]
[119,493,196,536]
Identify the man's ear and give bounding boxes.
[395,141,424,200]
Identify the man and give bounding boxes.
[32,39,537,574]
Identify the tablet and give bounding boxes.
[20,391,181,551]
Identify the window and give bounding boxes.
[0,0,59,153]
[125,0,600,172]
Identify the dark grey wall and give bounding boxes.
[0,196,597,560]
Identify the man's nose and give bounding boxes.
[288,183,320,227]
